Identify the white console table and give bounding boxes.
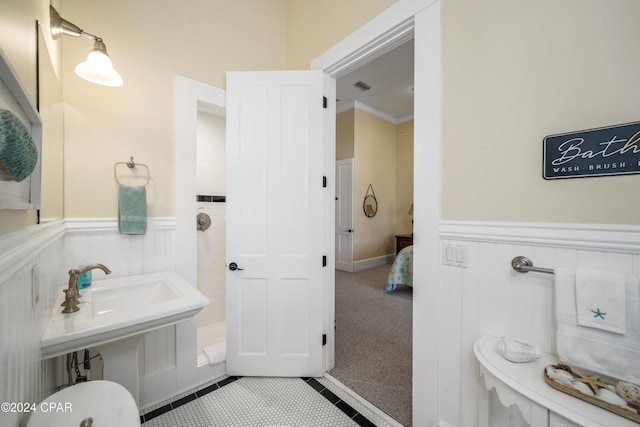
[474,335,637,427]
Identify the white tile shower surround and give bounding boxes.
[197,320,226,366]
[196,202,226,328]
[140,376,400,427]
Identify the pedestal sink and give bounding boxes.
[41,271,209,404]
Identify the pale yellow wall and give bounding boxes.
[285,0,399,69]
[0,0,62,233]
[353,109,396,261]
[6,0,640,230]
[2,0,398,225]
[395,120,413,234]
[0,0,41,104]
[339,110,412,260]
[442,0,640,224]
[61,0,288,218]
[336,110,355,160]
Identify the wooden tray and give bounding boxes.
[544,364,640,424]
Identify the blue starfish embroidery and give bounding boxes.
[591,308,606,320]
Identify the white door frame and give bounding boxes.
[311,1,442,425]
[175,75,228,392]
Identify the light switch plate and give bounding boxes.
[442,243,468,268]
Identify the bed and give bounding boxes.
[386,245,413,291]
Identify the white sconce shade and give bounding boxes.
[75,40,123,87]
[50,6,123,87]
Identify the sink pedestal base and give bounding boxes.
[96,335,144,405]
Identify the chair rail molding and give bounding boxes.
[0,220,66,285]
[64,217,175,232]
[440,220,640,253]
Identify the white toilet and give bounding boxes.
[27,380,139,427]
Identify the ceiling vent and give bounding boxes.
[353,81,372,91]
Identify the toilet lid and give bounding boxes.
[26,380,140,427]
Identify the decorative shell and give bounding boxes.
[573,381,595,396]
[546,366,574,387]
[617,381,640,408]
[597,388,628,407]
[496,337,541,363]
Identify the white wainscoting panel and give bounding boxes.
[438,221,640,427]
[64,218,175,279]
[0,217,212,418]
[0,221,66,427]
[196,202,226,328]
[63,218,178,404]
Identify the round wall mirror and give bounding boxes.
[363,194,378,218]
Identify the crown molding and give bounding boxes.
[337,100,410,124]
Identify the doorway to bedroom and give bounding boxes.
[332,37,415,427]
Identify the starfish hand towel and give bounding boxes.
[576,268,626,334]
[555,267,640,385]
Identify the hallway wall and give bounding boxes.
[337,109,414,263]
[353,109,397,260]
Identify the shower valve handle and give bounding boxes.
[228,262,244,271]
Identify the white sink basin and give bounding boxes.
[41,271,209,358]
[92,278,181,317]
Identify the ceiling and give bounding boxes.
[336,38,414,124]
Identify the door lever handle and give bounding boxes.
[228,262,244,271]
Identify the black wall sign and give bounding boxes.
[543,121,640,179]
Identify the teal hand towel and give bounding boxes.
[118,184,147,235]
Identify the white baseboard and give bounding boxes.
[353,253,395,272]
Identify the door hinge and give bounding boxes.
[322,255,327,267]
[323,96,327,109]
[322,334,327,346]
[322,176,327,188]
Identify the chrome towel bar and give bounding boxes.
[511,256,554,275]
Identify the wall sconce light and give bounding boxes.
[50,6,123,87]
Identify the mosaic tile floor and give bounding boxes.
[140,376,401,427]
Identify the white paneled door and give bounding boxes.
[335,158,354,272]
[225,71,326,377]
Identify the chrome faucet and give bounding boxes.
[61,263,111,313]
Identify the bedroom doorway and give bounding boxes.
[335,158,354,272]
[331,37,415,426]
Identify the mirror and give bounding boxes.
[38,24,64,220]
[363,194,377,218]
[363,184,378,217]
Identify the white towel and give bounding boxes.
[576,268,626,334]
[555,267,640,384]
[203,341,226,366]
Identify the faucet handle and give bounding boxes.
[61,289,79,313]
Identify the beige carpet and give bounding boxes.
[331,264,413,426]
